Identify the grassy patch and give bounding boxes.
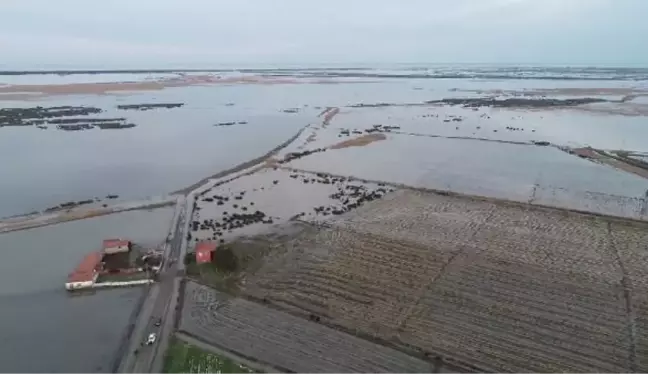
[163,337,257,373]
[184,239,280,294]
[185,262,237,290]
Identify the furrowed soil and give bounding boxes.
[179,281,434,373]
[239,189,648,372]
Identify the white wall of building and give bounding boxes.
[104,244,129,254]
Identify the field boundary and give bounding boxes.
[278,166,648,225]
[172,124,309,195]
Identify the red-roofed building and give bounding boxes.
[195,241,217,264]
[103,239,131,254]
[66,251,103,290]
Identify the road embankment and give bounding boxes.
[0,196,177,234]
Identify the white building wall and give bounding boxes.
[104,244,129,254]
[65,280,94,290]
[65,273,98,290]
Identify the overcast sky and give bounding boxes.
[1,0,647,69]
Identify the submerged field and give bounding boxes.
[3,66,648,372]
[1,68,648,218]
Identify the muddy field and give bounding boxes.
[190,167,395,245]
[239,189,648,372]
[179,281,435,373]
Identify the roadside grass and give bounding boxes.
[185,262,240,293]
[163,337,256,373]
[185,242,262,294]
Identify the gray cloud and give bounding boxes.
[1,0,646,69]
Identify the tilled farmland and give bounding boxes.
[179,281,433,373]
[241,190,648,372]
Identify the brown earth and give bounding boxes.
[180,281,437,372]
[0,75,358,99]
[240,189,648,372]
[330,133,386,149]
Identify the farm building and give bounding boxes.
[195,241,217,264]
[102,239,131,254]
[65,251,103,290]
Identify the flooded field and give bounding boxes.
[0,85,313,218]
[191,168,394,245]
[2,68,648,218]
[283,134,648,218]
[0,207,174,372]
[2,66,648,372]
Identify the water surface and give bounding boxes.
[0,207,173,372]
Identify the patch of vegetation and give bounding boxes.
[163,337,257,373]
[213,246,238,272]
[425,97,607,108]
[184,240,273,293]
[185,253,239,293]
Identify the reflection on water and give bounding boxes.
[288,135,648,218]
[2,79,647,217]
[0,208,173,372]
[1,67,648,371]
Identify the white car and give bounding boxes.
[146,333,157,345]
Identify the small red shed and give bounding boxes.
[195,241,217,264]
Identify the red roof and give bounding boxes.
[67,251,102,283]
[103,239,130,248]
[196,241,217,253]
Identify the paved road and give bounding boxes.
[118,196,188,373]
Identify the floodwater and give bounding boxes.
[0,85,315,218]
[287,135,648,219]
[0,207,173,372]
[1,66,648,372]
[331,105,648,151]
[1,70,648,217]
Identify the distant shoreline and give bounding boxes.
[2,65,648,81]
[0,69,246,75]
[0,74,361,99]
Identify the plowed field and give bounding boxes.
[242,190,648,372]
[179,281,433,373]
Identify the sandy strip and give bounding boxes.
[0,75,366,98]
[320,107,340,128]
[330,133,386,149]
